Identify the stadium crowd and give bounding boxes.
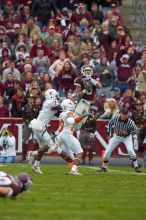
[0,0,146,165]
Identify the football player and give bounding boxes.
[27,89,73,174]
[74,65,101,130]
[0,171,32,198]
[55,99,91,175]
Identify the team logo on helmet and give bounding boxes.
[45,89,59,100]
[61,99,75,111]
[80,65,93,77]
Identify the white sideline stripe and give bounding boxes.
[84,166,146,176]
[0,164,7,167]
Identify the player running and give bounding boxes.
[27,89,73,174]
[55,99,90,175]
[0,171,32,198]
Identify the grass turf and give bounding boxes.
[0,164,146,220]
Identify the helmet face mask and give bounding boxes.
[61,99,75,112]
[81,65,93,77]
[45,89,59,101]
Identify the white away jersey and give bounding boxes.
[59,111,75,132]
[37,100,60,125]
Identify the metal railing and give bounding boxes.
[131,0,146,45]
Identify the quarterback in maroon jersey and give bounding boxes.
[74,65,101,130]
[0,171,32,198]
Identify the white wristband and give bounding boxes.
[82,89,87,94]
[91,78,97,86]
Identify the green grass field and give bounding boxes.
[0,164,146,220]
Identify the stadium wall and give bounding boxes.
[0,118,142,157]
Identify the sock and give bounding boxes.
[103,161,108,168]
[133,160,138,168]
[32,151,38,156]
[71,165,77,172]
[34,160,40,167]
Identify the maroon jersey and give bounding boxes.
[0,171,22,197]
[74,74,98,101]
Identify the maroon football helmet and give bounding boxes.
[16,173,32,192]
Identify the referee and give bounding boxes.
[98,107,141,173]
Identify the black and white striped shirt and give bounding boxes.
[107,113,137,137]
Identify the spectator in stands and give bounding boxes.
[19,56,36,74]
[19,4,31,24]
[15,42,29,61]
[38,73,52,91]
[22,71,34,94]
[57,61,77,98]
[0,81,4,95]
[132,63,143,98]
[44,25,63,46]
[90,2,103,24]
[3,73,15,100]
[94,56,115,98]
[0,96,9,117]
[98,21,116,52]
[62,22,79,42]
[98,0,118,15]
[31,0,57,31]
[139,92,146,111]
[105,39,119,63]
[109,15,120,33]
[115,47,137,94]
[49,50,76,80]
[70,2,93,27]
[2,1,14,19]
[112,87,122,104]
[137,50,146,67]
[137,69,146,94]
[89,49,101,68]
[0,127,16,163]
[28,81,42,98]
[99,98,119,119]
[0,48,11,65]
[68,33,87,65]
[21,16,41,38]
[2,60,21,82]
[47,39,62,62]
[110,3,124,24]
[32,49,50,74]
[30,38,48,58]
[119,88,136,116]
[55,7,71,32]
[11,87,25,117]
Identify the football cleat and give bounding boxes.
[135,167,141,173]
[26,151,34,165]
[69,170,82,175]
[32,165,43,175]
[97,167,107,173]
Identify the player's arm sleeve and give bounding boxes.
[67,115,85,124]
[0,187,13,198]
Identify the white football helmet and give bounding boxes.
[61,99,75,112]
[45,89,59,100]
[80,65,93,77]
